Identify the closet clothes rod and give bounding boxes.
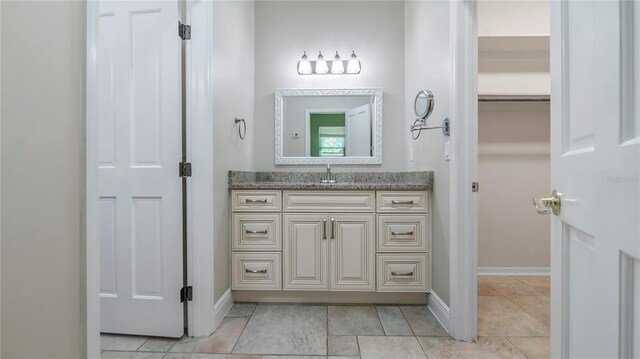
[478,94,550,102]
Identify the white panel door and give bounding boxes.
[283,214,329,290]
[346,104,372,156]
[548,1,640,357]
[98,0,183,337]
[329,214,375,291]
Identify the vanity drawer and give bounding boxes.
[376,254,428,292]
[232,252,282,290]
[376,191,428,213]
[232,190,282,212]
[232,214,281,251]
[283,191,375,212]
[377,215,428,252]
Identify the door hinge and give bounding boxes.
[178,21,191,40]
[180,286,193,303]
[179,162,192,178]
[472,182,479,192]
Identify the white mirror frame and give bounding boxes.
[275,88,383,165]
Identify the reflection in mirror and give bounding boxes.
[275,89,382,165]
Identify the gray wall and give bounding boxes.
[478,102,550,268]
[254,1,406,171]
[213,0,255,302]
[1,1,85,357]
[405,0,451,305]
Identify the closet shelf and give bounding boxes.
[478,94,550,102]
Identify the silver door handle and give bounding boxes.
[533,190,562,215]
[330,218,336,239]
[391,200,414,205]
[245,268,267,274]
[322,219,327,240]
[391,231,414,236]
[245,229,268,234]
[245,199,268,203]
[391,271,414,277]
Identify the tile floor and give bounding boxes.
[101,275,550,359]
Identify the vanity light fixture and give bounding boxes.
[315,51,329,74]
[297,50,361,75]
[331,51,345,74]
[346,51,361,74]
[297,51,312,75]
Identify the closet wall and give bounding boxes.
[477,0,551,271]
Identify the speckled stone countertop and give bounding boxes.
[228,171,433,191]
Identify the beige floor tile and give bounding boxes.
[358,336,426,359]
[226,303,257,318]
[506,296,550,326]
[376,306,413,336]
[328,306,384,336]
[101,351,164,359]
[478,296,549,337]
[170,318,248,353]
[418,336,526,359]
[328,336,359,356]
[507,337,550,359]
[138,337,181,352]
[400,306,449,337]
[261,356,326,359]
[479,276,541,296]
[233,305,327,355]
[164,355,261,359]
[101,334,149,351]
[514,276,550,296]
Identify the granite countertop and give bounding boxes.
[228,171,433,191]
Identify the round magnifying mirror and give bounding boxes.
[414,90,435,120]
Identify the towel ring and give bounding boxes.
[235,118,246,140]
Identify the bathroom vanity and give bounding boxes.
[228,171,433,302]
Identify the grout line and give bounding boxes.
[374,305,388,336]
[326,306,329,356]
[135,337,150,351]
[399,305,419,338]
[230,313,252,354]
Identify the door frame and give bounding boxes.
[84,1,216,357]
[448,0,479,341]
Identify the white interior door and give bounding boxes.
[98,0,184,337]
[346,104,371,156]
[548,1,640,357]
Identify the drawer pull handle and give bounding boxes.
[245,199,268,203]
[391,200,415,205]
[391,231,414,236]
[391,271,414,277]
[245,268,267,274]
[245,229,268,234]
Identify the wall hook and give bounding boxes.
[234,118,247,140]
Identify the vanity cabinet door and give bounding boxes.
[283,214,329,290]
[329,214,376,291]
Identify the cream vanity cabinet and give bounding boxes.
[231,189,430,293]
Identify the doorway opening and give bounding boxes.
[475,1,551,356]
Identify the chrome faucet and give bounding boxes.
[321,164,337,183]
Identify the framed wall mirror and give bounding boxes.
[275,88,383,165]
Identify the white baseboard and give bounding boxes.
[212,288,234,330]
[427,292,451,334]
[477,267,550,276]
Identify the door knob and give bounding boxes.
[533,190,562,215]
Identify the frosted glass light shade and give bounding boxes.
[346,51,361,74]
[315,51,329,74]
[297,52,312,75]
[331,51,344,74]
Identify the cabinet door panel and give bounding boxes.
[330,214,375,291]
[283,214,329,290]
